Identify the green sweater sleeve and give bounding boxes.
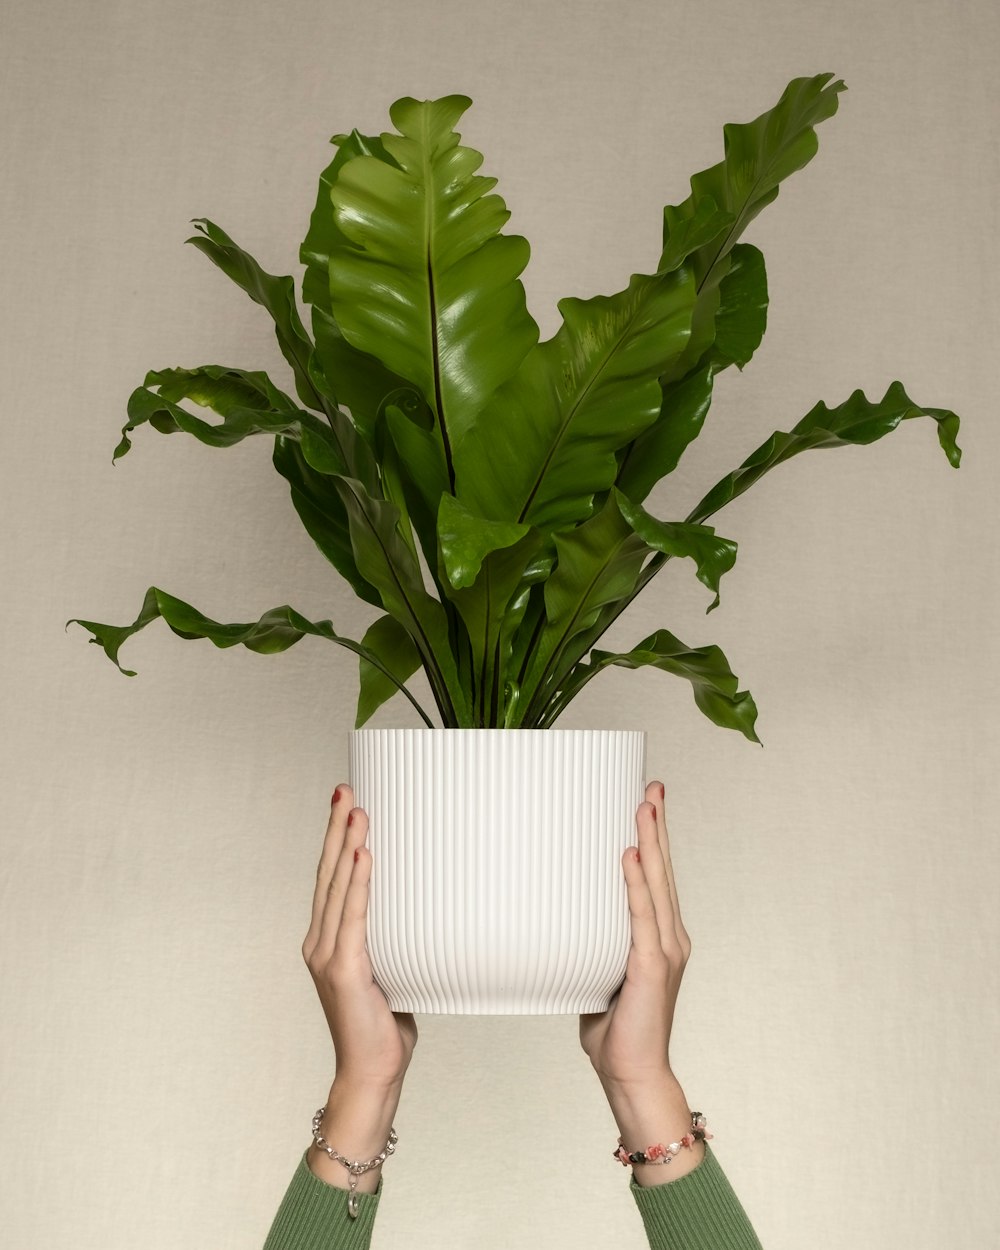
[263,1144,761,1249]
[630,1145,763,1249]
[262,1153,381,1250]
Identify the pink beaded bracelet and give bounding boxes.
[614,1111,712,1167]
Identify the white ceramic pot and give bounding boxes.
[350,728,646,1014]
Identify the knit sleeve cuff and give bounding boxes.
[629,1144,762,1250]
[262,1152,382,1250]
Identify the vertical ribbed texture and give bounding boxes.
[629,1147,763,1249]
[262,1155,380,1250]
[350,730,646,1015]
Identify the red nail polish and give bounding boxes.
[635,849,641,863]
[347,810,354,826]
[354,848,360,863]
[658,783,665,800]
[332,786,342,806]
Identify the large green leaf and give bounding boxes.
[515,495,650,725]
[271,436,382,609]
[614,489,736,612]
[615,364,715,502]
[300,129,411,437]
[356,614,424,727]
[69,587,434,726]
[615,243,768,503]
[657,74,842,386]
[328,94,539,491]
[333,475,469,725]
[186,219,324,413]
[300,129,396,315]
[660,73,846,289]
[455,266,696,529]
[543,629,760,741]
[687,380,962,525]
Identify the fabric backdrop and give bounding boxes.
[2,0,997,1246]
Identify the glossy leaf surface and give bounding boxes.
[456,267,695,529]
[328,95,538,491]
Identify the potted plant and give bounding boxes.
[73,74,961,1014]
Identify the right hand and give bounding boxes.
[301,784,418,1091]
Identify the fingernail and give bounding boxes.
[658,783,665,800]
[347,810,355,826]
[634,849,641,863]
[332,786,342,806]
[354,848,360,863]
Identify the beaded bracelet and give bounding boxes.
[614,1111,711,1167]
[311,1106,398,1219]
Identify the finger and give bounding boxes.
[621,844,662,958]
[638,790,673,935]
[304,784,353,957]
[336,841,372,961]
[652,786,690,953]
[315,806,369,960]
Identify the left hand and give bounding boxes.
[579,782,704,1184]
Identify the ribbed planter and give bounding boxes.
[350,729,646,1014]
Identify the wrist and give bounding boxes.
[306,1078,403,1192]
[602,1075,705,1187]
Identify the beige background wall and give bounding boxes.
[2,0,997,1246]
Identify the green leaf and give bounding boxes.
[456,267,696,529]
[186,218,324,413]
[383,400,451,567]
[560,629,760,742]
[614,489,736,612]
[333,475,470,725]
[271,436,382,609]
[438,522,544,725]
[515,495,650,725]
[115,368,320,461]
[614,364,715,503]
[356,614,423,727]
[660,73,846,288]
[614,246,766,503]
[712,243,768,370]
[328,94,539,492]
[68,588,434,727]
[311,307,414,443]
[300,129,396,316]
[688,380,962,525]
[437,494,531,590]
[655,74,842,388]
[299,131,412,437]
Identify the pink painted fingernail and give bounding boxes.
[634,849,641,863]
[332,786,342,806]
[347,810,355,826]
[354,848,360,863]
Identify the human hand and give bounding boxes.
[302,784,418,1092]
[579,781,702,1183]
